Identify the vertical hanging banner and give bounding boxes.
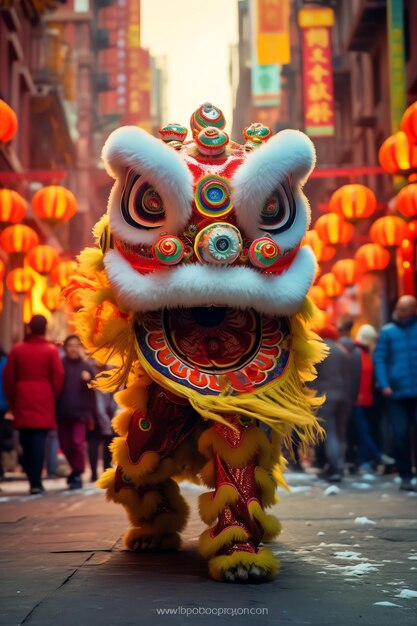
[255,0,290,65]
[387,0,406,133]
[251,63,281,107]
[127,0,141,47]
[298,7,335,137]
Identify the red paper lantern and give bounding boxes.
[50,260,77,288]
[401,101,417,144]
[331,258,361,286]
[354,243,390,271]
[329,184,377,221]
[6,268,35,294]
[370,216,409,247]
[314,213,354,245]
[320,245,337,262]
[42,285,62,311]
[395,183,417,218]
[0,100,18,143]
[304,230,324,261]
[32,186,77,224]
[26,245,59,275]
[0,225,39,260]
[0,258,5,281]
[309,285,328,309]
[0,189,26,226]
[318,273,343,298]
[378,131,417,174]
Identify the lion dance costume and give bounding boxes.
[67,103,326,582]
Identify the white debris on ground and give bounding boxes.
[373,601,402,608]
[323,485,340,496]
[326,562,380,576]
[351,482,371,490]
[395,589,417,599]
[333,551,367,561]
[317,531,326,536]
[354,516,377,525]
[360,473,376,481]
[408,555,417,560]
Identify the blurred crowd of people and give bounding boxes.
[1,294,417,495]
[310,294,417,491]
[0,315,116,494]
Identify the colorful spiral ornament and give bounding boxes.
[243,123,272,143]
[152,235,184,265]
[194,223,242,265]
[195,175,233,219]
[195,127,229,156]
[249,237,282,268]
[190,102,226,136]
[158,123,187,143]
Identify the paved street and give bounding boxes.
[0,472,416,626]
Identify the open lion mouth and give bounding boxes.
[134,306,292,395]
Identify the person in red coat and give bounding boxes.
[3,315,64,494]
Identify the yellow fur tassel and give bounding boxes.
[247,500,281,541]
[198,425,272,469]
[199,526,249,559]
[198,485,239,525]
[208,547,279,581]
[254,467,278,508]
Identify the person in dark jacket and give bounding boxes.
[3,316,64,494]
[373,295,417,491]
[314,325,352,482]
[56,335,96,490]
[351,324,394,473]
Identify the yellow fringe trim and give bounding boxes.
[248,500,281,541]
[198,485,240,526]
[199,526,248,559]
[208,547,279,581]
[254,467,277,508]
[198,425,272,469]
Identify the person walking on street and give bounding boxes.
[56,335,96,490]
[314,325,352,482]
[373,295,417,492]
[351,324,394,474]
[3,316,64,494]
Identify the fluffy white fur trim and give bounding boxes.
[102,126,194,246]
[232,129,315,250]
[104,246,317,317]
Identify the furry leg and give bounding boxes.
[198,417,281,582]
[99,467,189,551]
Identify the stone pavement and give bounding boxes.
[0,472,416,626]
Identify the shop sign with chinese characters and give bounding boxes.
[299,7,335,137]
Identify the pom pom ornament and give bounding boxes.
[195,127,229,156]
[249,237,281,269]
[194,223,242,264]
[194,175,233,219]
[243,123,272,150]
[152,235,184,265]
[190,102,226,136]
[158,123,187,143]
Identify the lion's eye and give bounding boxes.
[259,180,295,233]
[121,169,165,229]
